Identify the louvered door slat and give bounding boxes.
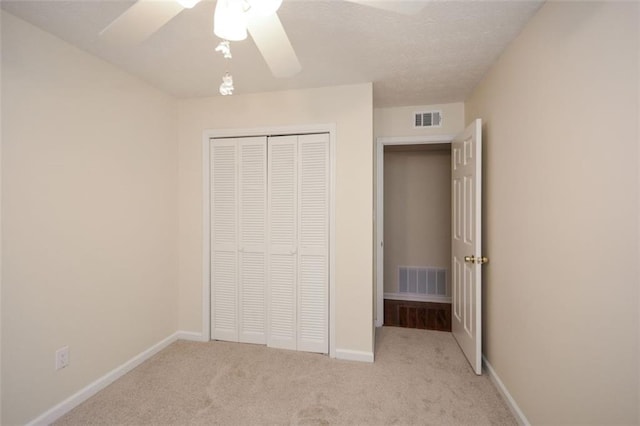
[239,138,267,344]
[297,134,329,353]
[211,140,238,342]
[267,136,298,351]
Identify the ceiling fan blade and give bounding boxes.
[100,0,185,45]
[247,13,301,78]
[344,0,426,15]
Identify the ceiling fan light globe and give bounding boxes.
[175,0,201,9]
[214,0,248,41]
[214,22,247,41]
[246,0,283,17]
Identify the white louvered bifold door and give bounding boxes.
[211,136,266,343]
[267,134,329,354]
[267,136,298,350]
[211,139,239,342]
[297,134,329,353]
[238,138,267,344]
[212,133,328,354]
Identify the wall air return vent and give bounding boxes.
[398,266,449,298]
[414,110,442,128]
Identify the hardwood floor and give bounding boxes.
[384,299,452,332]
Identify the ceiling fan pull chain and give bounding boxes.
[215,40,233,59]
[215,40,235,96]
[219,72,234,96]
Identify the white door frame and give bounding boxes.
[203,124,337,358]
[375,134,456,327]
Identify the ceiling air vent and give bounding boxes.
[414,110,442,128]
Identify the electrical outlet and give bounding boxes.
[55,346,69,370]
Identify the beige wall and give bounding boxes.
[374,102,464,138]
[465,2,639,423]
[383,149,451,294]
[1,12,179,425]
[177,84,374,354]
[0,9,3,423]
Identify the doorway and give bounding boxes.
[375,121,483,374]
[374,135,455,329]
[382,143,452,331]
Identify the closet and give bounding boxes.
[210,133,329,354]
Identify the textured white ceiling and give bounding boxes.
[1,0,544,107]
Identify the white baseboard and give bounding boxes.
[482,355,530,426]
[335,348,374,363]
[176,330,207,342]
[384,292,451,303]
[26,332,180,426]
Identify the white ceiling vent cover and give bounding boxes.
[414,110,442,128]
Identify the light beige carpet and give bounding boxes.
[55,327,516,425]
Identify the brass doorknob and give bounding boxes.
[464,255,489,264]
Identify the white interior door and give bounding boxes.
[238,138,267,344]
[451,119,484,375]
[211,136,267,343]
[211,133,328,354]
[267,136,299,350]
[211,139,239,342]
[297,134,329,353]
[267,134,329,354]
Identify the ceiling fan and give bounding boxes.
[101,0,426,79]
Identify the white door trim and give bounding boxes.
[203,124,337,358]
[374,134,456,327]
